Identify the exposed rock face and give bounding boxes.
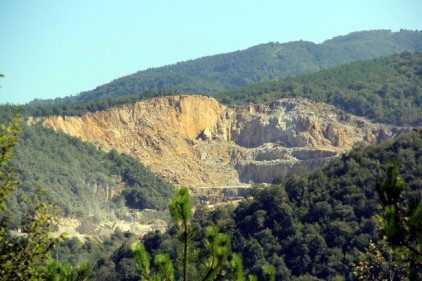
[40,95,404,186]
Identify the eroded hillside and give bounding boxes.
[39,95,404,186]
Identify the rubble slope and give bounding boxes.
[41,95,404,186]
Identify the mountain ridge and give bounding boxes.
[32,29,422,105]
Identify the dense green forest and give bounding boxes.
[85,130,422,280]
[24,52,422,129]
[30,30,422,105]
[216,52,422,126]
[0,108,174,229]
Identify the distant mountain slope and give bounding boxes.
[216,52,422,126]
[42,29,422,104]
[26,51,422,128]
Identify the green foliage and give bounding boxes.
[0,116,61,280]
[108,149,173,210]
[44,260,91,281]
[377,163,407,245]
[201,226,231,280]
[230,253,246,281]
[0,114,20,211]
[353,240,405,281]
[262,265,276,281]
[168,187,191,281]
[154,253,174,281]
[133,244,151,280]
[376,161,422,279]
[24,89,177,117]
[132,187,275,281]
[82,231,139,280]
[133,243,174,281]
[169,187,192,232]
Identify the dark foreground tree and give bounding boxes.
[376,162,422,280]
[0,115,56,279]
[44,260,91,281]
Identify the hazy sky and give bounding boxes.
[0,1,421,104]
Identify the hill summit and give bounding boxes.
[33,29,422,105]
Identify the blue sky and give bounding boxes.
[0,0,421,104]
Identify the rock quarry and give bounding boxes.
[39,95,404,187]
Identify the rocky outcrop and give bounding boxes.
[39,95,405,186]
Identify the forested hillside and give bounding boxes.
[0,108,173,229]
[32,29,422,105]
[24,51,422,131]
[217,52,422,126]
[92,130,422,280]
[1,29,421,280]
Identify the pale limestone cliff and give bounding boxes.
[40,95,405,186]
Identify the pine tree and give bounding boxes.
[376,162,422,280]
[133,187,275,281]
